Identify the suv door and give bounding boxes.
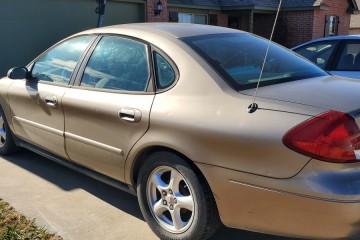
[8,36,94,158]
[62,35,155,181]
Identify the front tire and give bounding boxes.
[0,107,18,155]
[137,151,220,240]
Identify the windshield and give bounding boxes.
[182,33,327,91]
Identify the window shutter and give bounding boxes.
[209,14,217,25]
[169,11,179,22]
[324,16,331,37]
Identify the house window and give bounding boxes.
[178,13,208,24]
[325,16,339,37]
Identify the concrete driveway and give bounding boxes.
[0,150,298,240]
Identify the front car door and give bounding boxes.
[62,35,155,181]
[8,36,94,158]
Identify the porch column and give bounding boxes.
[249,10,254,33]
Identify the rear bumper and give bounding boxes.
[196,160,360,239]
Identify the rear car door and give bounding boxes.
[62,35,155,181]
[8,36,94,158]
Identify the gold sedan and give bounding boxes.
[1,23,360,240]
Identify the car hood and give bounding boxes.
[241,75,360,116]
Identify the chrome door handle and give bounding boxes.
[119,108,142,123]
[44,96,58,107]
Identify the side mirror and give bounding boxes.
[7,67,29,79]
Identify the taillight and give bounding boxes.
[283,110,360,163]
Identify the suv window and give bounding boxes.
[293,41,338,69]
[154,52,176,89]
[81,36,150,92]
[334,41,360,71]
[32,36,93,84]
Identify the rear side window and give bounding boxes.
[80,36,150,92]
[293,41,338,69]
[32,36,93,84]
[182,33,326,91]
[334,41,360,71]
[154,52,176,90]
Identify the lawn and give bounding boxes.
[0,199,62,240]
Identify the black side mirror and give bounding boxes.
[7,67,29,79]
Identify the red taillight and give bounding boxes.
[283,110,360,163]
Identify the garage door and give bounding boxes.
[0,0,145,76]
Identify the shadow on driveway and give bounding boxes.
[4,150,299,240]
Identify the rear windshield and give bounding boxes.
[182,33,327,91]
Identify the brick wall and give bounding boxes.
[253,13,276,39]
[313,0,351,39]
[147,0,168,22]
[209,10,228,27]
[279,11,314,48]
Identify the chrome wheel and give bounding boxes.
[0,114,6,147]
[146,166,195,233]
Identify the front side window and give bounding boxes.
[293,41,338,69]
[32,36,93,84]
[178,13,208,24]
[182,33,327,91]
[81,36,150,91]
[334,41,360,71]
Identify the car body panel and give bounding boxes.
[62,87,154,181]
[197,161,360,239]
[8,80,69,158]
[242,75,360,114]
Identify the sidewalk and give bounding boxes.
[0,150,292,240]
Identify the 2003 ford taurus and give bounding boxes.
[1,23,360,239]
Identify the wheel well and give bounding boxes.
[131,146,208,189]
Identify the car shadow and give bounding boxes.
[3,150,299,240]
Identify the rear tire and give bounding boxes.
[137,151,220,240]
[0,107,18,155]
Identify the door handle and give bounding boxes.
[119,108,142,123]
[44,96,58,107]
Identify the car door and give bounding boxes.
[8,35,94,158]
[62,35,155,182]
[330,40,360,79]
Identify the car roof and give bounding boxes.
[77,23,243,39]
[292,35,360,50]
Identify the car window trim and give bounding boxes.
[73,34,155,94]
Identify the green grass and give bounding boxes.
[0,199,62,240]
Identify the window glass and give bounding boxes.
[182,33,326,91]
[326,16,339,37]
[194,15,207,24]
[179,13,208,24]
[335,41,360,71]
[154,52,175,89]
[81,36,149,91]
[32,36,93,84]
[293,41,338,69]
[179,13,192,23]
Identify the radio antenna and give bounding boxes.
[248,0,283,113]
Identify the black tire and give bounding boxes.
[137,151,220,240]
[0,107,18,155]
